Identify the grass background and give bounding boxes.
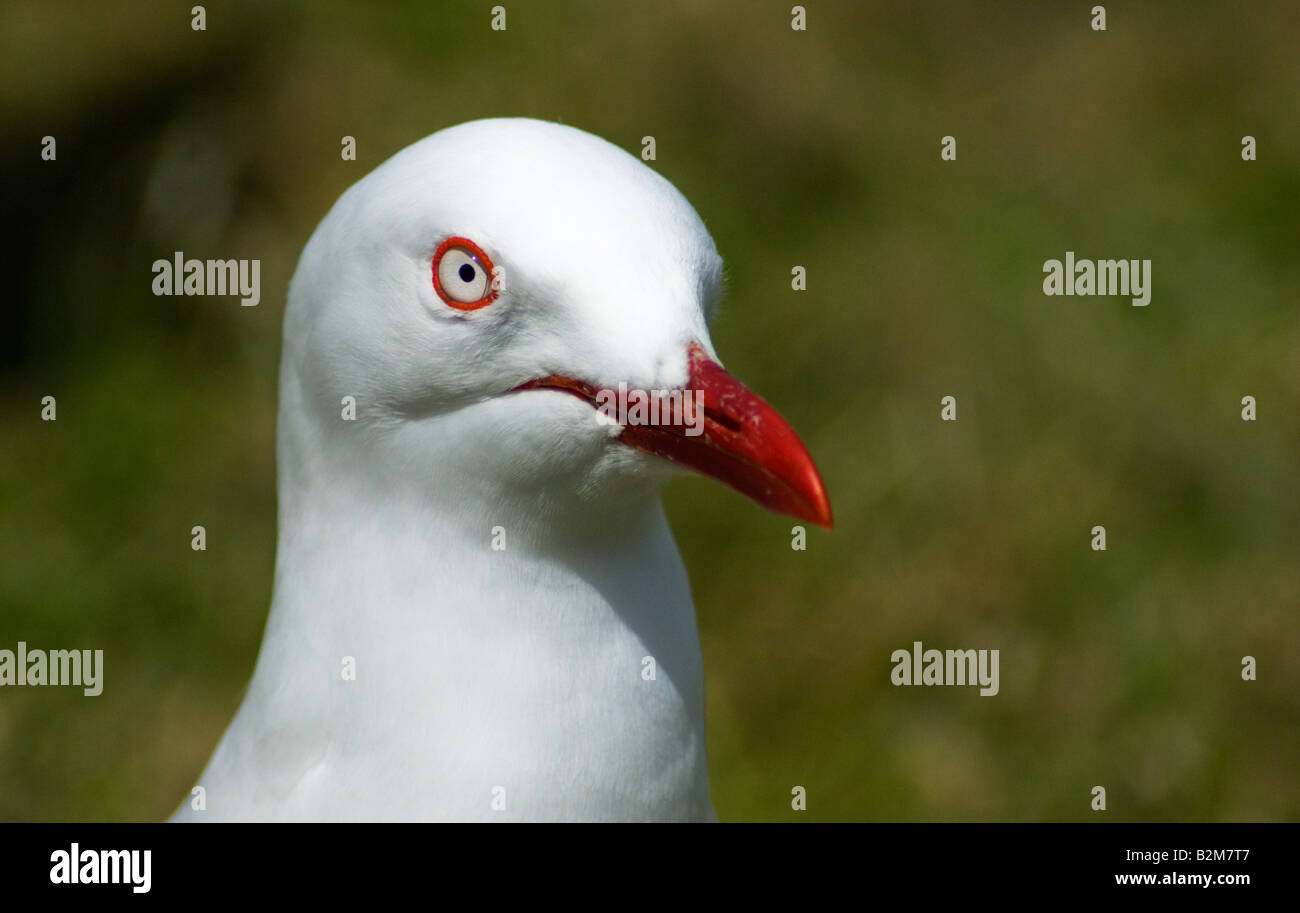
[1,0,1297,821]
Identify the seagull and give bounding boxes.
[172,118,831,822]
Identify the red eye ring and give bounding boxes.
[432,236,498,310]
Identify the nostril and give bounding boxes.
[704,406,741,433]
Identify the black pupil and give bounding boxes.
[458,263,477,283]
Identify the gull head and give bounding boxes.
[281,117,830,533]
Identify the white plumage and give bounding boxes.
[174,119,828,822]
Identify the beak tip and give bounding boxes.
[803,484,834,531]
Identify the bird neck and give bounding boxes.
[227,388,713,818]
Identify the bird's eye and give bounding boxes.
[432,237,497,310]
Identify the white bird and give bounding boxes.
[173,118,831,822]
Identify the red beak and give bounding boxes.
[515,343,833,529]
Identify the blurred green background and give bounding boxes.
[1,1,1297,821]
